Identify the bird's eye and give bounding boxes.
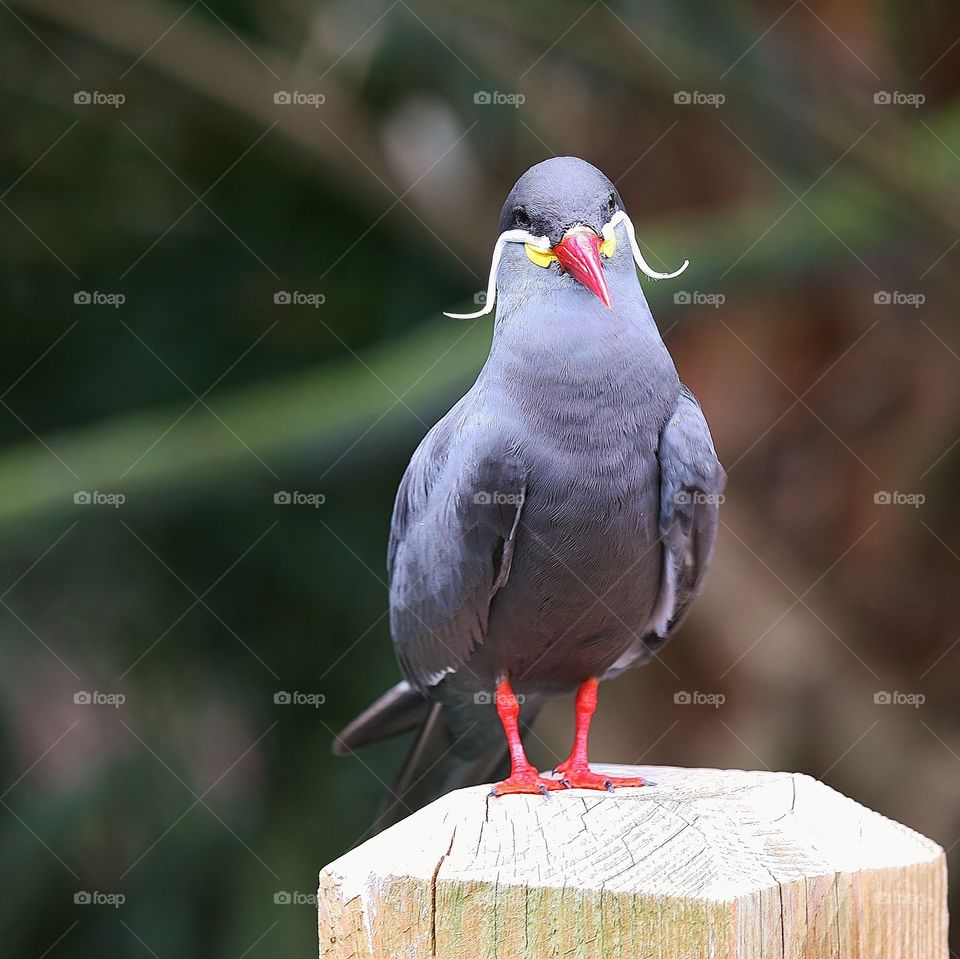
[514,207,531,229]
[606,192,617,216]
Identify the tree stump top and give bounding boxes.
[318,765,948,958]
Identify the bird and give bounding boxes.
[334,156,725,824]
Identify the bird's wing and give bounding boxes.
[388,405,525,693]
[652,384,726,640]
[604,385,725,677]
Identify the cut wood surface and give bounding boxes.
[317,765,948,958]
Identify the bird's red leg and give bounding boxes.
[490,677,562,797]
[554,678,650,790]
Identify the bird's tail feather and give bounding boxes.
[373,702,508,832]
[331,680,430,756]
[335,682,510,832]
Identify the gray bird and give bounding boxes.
[334,157,724,822]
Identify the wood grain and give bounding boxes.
[317,765,948,958]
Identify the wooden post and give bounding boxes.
[317,765,948,958]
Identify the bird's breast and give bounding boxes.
[451,299,681,691]
[492,372,669,646]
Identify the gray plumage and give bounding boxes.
[334,157,724,821]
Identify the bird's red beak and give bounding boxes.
[552,227,612,309]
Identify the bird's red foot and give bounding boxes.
[553,762,651,791]
[490,765,564,797]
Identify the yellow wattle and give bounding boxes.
[524,244,556,268]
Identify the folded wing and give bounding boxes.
[388,403,526,693]
[605,385,725,676]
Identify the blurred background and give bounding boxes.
[2,0,959,955]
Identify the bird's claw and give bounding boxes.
[551,762,651,791]
[490,768,563,797]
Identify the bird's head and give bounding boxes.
[446,157,688,319]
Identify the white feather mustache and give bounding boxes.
[444,210,689,320]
